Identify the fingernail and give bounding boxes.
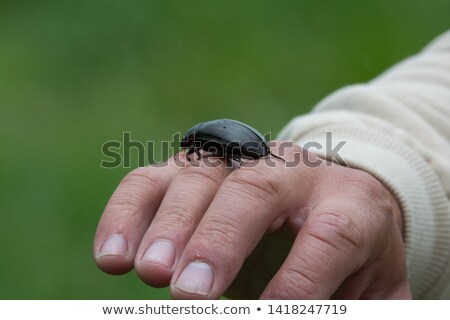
[98,235,128,257]
[141,240,175,268]
[174,261,214,295]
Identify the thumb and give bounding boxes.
[260,210,366,299]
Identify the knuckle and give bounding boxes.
[105,197,141,219]
[157,201,201,232]
[306,211,363,252]
[123,166,161,191]
[106,167,160,216]
[193,216,243,270]
[227,168,282,203]
[196,214,242,249]
[346,170,387,203]
[275,253,324,299]
[282,269,318,299]
[343,170,394,224]
[179,165,226,187]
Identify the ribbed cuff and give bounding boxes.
[279,121,450,298]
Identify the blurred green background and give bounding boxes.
[0,0,448,299]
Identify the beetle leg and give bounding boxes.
[201,150,224,159]
[233,156,243,168]
[186,146,195,161]
[195,148,202,160]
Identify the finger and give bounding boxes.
[170,142,317,299]
[332,223,411,299]
[260,210,368,299]
[260,164,410,300]
[332,266,411,299]
[135,157,230,287]
[93,156,183,275]
[385,284,411,299]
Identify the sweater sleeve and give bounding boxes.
[278,30,450,299]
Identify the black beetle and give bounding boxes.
[180,119,284,164]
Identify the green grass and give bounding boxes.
[0,0,448,299]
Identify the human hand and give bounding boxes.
[93,142,411,299]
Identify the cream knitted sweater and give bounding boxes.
[278,31,450,299]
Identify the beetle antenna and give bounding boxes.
[265,144,285,163]
[269,151,285,163]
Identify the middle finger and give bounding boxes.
[170,159,290,299]
[135,156,230,287]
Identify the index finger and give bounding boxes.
[93,156,184,275]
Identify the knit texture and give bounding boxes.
[278,30,450,299]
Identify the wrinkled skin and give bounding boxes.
[93,142,411,299]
